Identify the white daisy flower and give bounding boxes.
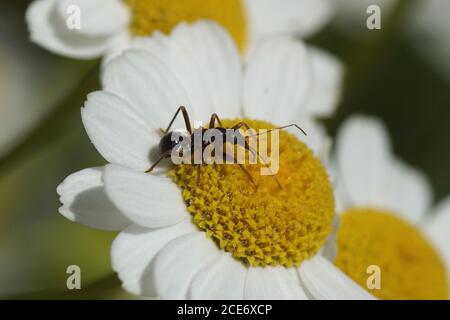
[56,21,371,300]
[26,0,334,60]
[330,115,450,299]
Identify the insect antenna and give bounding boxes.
[246,124,307,138]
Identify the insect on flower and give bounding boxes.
[146,106,307,189]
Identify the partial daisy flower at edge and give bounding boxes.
[56,21,372,299]
[25,0,334,61]
[329,115,450,300]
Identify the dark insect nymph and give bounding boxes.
[145,106,306,188]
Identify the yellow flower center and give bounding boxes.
[125,0,247,51]
[335,208,448,300]
[169,119,335,267]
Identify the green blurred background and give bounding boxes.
[0,0,449,299]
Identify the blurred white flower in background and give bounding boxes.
[26,0,335,61]
[243,0,334,47]
[26,0,131,60]
[329,115,450,300]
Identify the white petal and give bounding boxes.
[376,158,432,224]
[188,253,248,300]
[423,197,450,277]
[244,0,333,47]
[130,33,213,121]
[295,117,332,164]
[81,91,159,171]
[56,167,130,231]
[103,164,189,229]
[170,21,242,118]
[131,21,242,119]
[101,49,192,130]
[335,115,433,222]
[57,0,129,37]
[330,157,352,213]
[243,37,312,125]
[321,228,338,263]
[26,0,125,59]
[150,232,221,299]
[336,115,391,207]
[304,47,344,118]
[111,221,198,296]
[101,30,132,66]
[244,266,308,299]
[298,255,376,300]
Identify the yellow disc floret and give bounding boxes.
[335,208,448,300]
[169,119,334,267]
[125,0,247,51]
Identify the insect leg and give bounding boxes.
[220,141,256,188]
[247,124,307,138]
[208,113,224,128]
[233,122,282,189]
[238,164,257,189]
[232,121,251,131]
[195,164,202,186]
[230,121,258,161]
[145,152,171,173]
[245,142,282,189]
[162,106,192,134]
